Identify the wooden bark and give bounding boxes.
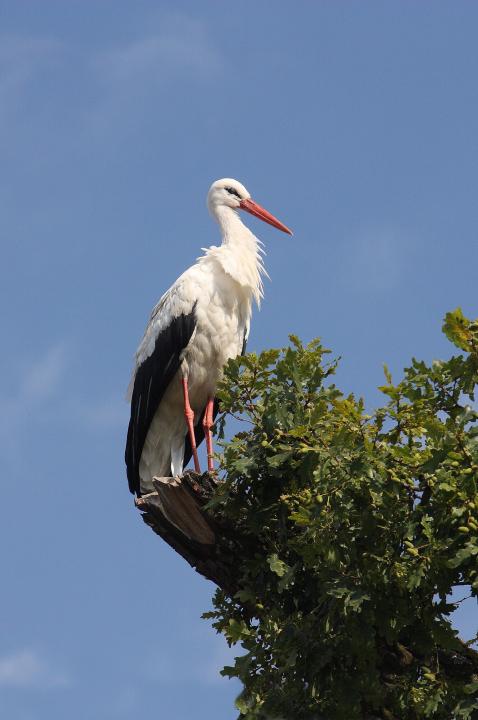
[135,471,243,595]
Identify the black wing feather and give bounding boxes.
[125,304,197,495]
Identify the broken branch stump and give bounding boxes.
[134,471,242,594]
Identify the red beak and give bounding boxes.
[240,198,293,235]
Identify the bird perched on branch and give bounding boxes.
[125,178,292,496]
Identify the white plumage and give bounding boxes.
[125,178,292,496]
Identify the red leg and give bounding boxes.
[203,397,215,472]
[181,377,201,473]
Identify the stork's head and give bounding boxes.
[207,178,292,235]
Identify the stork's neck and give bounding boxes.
[208,206,266,305]
[215,206,253,245]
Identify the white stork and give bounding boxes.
[125,178,292,496]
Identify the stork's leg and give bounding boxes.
[181,376,201,474]
[203,397,215,472]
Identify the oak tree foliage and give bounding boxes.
[203,309,478,720]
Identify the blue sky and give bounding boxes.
[1,2,477,718]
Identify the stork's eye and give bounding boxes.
[225,186,242,199]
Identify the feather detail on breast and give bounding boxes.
[199,234,268,307]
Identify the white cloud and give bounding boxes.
[0,341,125,481]
[97,14,220,86]
[0,14,223,145]
[144,631,241,688]
[338,224,417,293]
[73,396,128,430]
[0,35,62,128]
[0,341,69,479]
[195,639,241,687]
[0,340,126,436]
[20,343,69,401]
[0,340,68,442]
[0,649,70,689]
[0,13,220,134]
[82,13,221,136]
[104,684,139,716]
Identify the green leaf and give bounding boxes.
[420,446,450,473]
[277,564,296,593]
[447,543,478,569]
[207,321,478,719]
[234,690,251,713]
[442,308,473,351]
[267,553,289,578]
[225,618,250,643]
[383,363,392,384]
[267,451,293,468]
[289,506,311,526]
[234,589,257,604]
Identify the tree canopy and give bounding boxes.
[204,309,478,720]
